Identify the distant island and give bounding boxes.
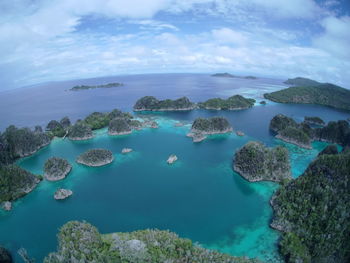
[264,77,350,111]
[198,95,255,110]
[283,77,321,87]
[70,83,123,91]
[44,221,259,263]
[211,73,258,79]
[133,96,196,111]
[233,141,291,183]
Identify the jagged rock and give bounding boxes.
[54,189,73,200]
[121,148,133,154]
[236,131,245,136]
[68,122,93,140]
[186,132,207,143]
[1,201,12,211]
[167,154,178,164]
[44,157,72,181]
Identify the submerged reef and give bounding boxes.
[233,141,291,183]
[44,221,261,263]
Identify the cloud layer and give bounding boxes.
[0,0,349,90]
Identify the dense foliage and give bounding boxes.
[271,152,350,263]
[277,127,311,146]
[108,118,132,135]
[317,144,338,156]
[68,122,93,140]
[133,96,195,111]
[70,83,123,91]
[0,125,50,161]
[314,120,350,146]
[304,116,325,126]
[198,95,255,110]
[0,165,41,202]
[44,221,261,263]
[191,116,232,133]
[76,148,113,166]
[283,77,320,87]
[84,112,110,130]
[233,141,291,182]
[44,157,72,181]
[46,120,66,137]
[270,114,299,133]
[264,83,350,111]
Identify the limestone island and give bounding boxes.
[70,82,123,91]
[270,114,313,149]
[167,154,178,164]
[108,118,132,135]
[0,165,42,204]
[304,116,325,126]
[54,189,73,200]
[198,95,255,110]
[259,100,266,105]
[233,141,291,183]
[264,77,350,111]
[211,73,258,79]
[68,122,93,140]
[44,221,259,263]
[270,151,350,262]
[44,157,72,181]
[133,96,195,111]
[187,116,233,142]
[76,148,114,167]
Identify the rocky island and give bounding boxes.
[187,116,233,142]
[44,157,72,181]
[198,95,255,110]
[70,82,123,91]
[76,148,114,167]
[108,118,132,135]
[211,73,258,79]
[264,80,350,111]
[68,122,93,140]
[44,221,260,263]
[304,116,325,126]
[233,141,291,183]
[270,151,350,262]
[54,189,73,200]
[0,165,42,204]
[133,96,195,111]
[167,154,178,164]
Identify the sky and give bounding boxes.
[0,0,349,91]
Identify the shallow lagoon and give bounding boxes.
[0,74,349,262]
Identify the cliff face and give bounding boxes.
[133,96,195,111]
[191,117,232,134]
[233,141,291,183]
[270,152,350,263]
[0,165,41,202]
[44,221,261,263]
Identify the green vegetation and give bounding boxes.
[270,114,299,133]
[76,148,114,167]
[264,83,350,111]
[318,144,338,156]
[304,116,325,126]
[83,112,110,130]
[44,221,260,263]
[233,141,291,182]
[314,120,350,146]
[277,127,311,147]
[0,165,42,202]
[198,95,255,110]
[283,77,320,87]
[68,122,93,140]
[108,118,132,135]
[44,157,72,181]
[60,116,71,129]
[70,82,123,91]
[191,116,232,134]
[46,120,66,137]
[271,152,350,262]
[133,96,195,111]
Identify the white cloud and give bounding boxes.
[314,16,350,59]
[212,28,247,45]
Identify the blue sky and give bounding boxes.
[0,0,349,90]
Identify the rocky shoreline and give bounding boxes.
[276,134,312,149]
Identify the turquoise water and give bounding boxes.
[0,116,335,262]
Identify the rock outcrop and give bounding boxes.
[121,148,133,154]
[198,95,255,110]
[167,154,178,164]
[188,117,232,142]
[76,148,114,167]
[233,141,291,183]
[68,122,93,140]
[1,201,12,211]
[54,189,73,200]
[108,118,132,135]
[133,96,195,111]
[44,157,72,181]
